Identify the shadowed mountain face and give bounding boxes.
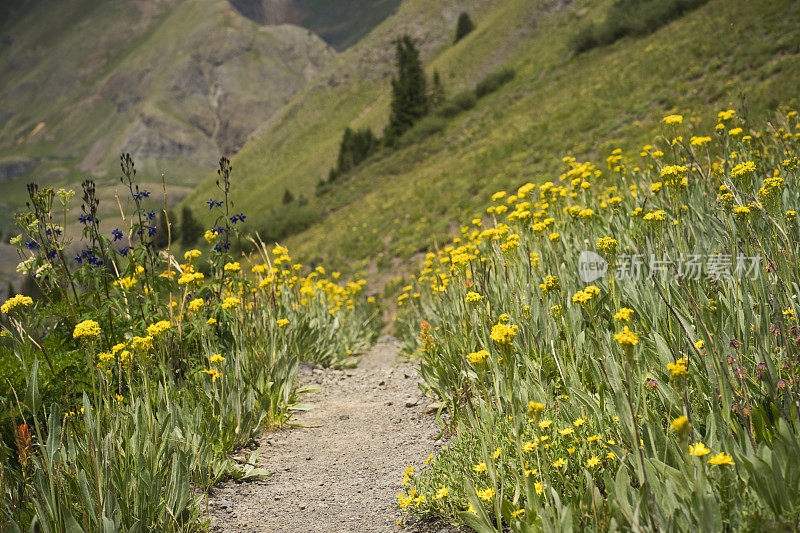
[227,0,401,50]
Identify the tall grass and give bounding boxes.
[0,155,378,531]
[396,108,800,530]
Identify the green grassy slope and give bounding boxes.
[184,0,800,286]
[183,0,499,231]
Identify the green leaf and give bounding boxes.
[25,359,41,415]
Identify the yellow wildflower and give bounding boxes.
[667,357,688,377]
[527,401,545,416]
[73,320,101,340]
[614,308,634,321]
[476,487,495,501]
[490,323,518,346]
[614,326,639,346]
[689,442,711,456]
[466,349,489,364]
[221,297,240,309]
[202,368,221,382]
[670,416,691,433]
[1,294,33,314]
[146,320,171,337]
[707,452,734,466]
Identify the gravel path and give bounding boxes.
[207,336,459,533]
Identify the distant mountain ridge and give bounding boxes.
[227,0,402,50]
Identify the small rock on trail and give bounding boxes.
[206,336,461,532]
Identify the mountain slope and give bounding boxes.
[0,0,334,227]
[184,0,800,284]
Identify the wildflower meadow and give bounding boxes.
[395,108,800,530]
[0,156,377,531]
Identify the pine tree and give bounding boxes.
[154,209,179,249]
[454,12,475,43]
[384,35,428,146]
[282,188,295,204]
[181,206,203,246]
[155,211,169,249]
[430,70,446,109]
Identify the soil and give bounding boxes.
[206,336,464,533]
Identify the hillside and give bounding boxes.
[182,0,800,288]
[0,0,334,244]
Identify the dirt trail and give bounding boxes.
[207,336,459,533]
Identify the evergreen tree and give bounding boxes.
[155,211,169,249]
[21,274,43,300]
[336,127,377,173]
[181,206,203,246]
[328,126,378,182]
[454,12,475,43]
[383,35,428,145]
[282,188,295,204]
[154,209,179,249]
[430,70,446,108]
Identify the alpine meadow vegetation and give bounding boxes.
[1,0,800,531]
[0,155,378,531]
[395,108,800,531]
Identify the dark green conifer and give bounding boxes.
[181,206,203,246]
[383,35,428,145]
[454,12,475,43]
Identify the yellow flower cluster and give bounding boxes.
[539,275,561,293]
[114,276,137,290]
[667,357,688,377]
[596,237,618,254]
[572,285,600,305]
[464,291,483,304]
[221,297,241,309]
[1,294,33,314]
[73,319,102,339]
[146,320,171,337]
[614,308,634,321]
[466,349,489,364]
[614,326,638,346]
[490,323,518,346]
